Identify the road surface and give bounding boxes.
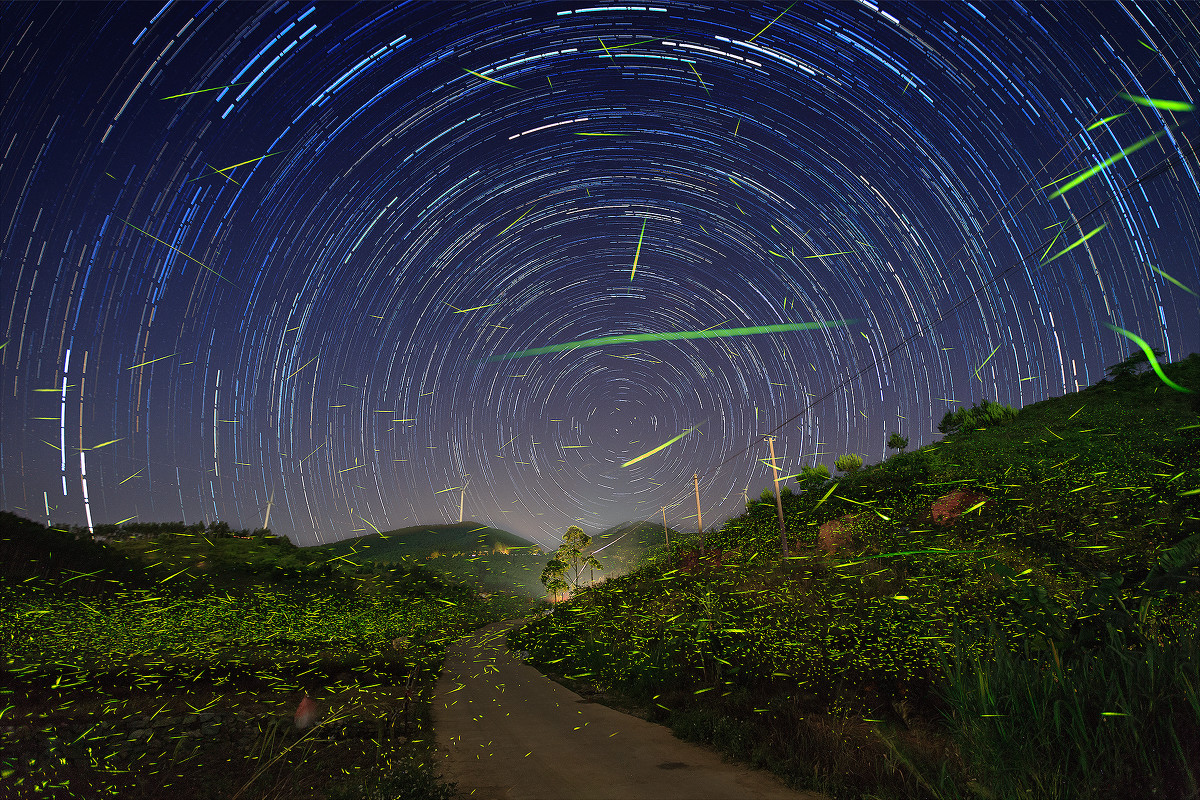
[432,620,826,800]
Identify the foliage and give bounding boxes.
[887,432,909,452]
[937,397,1019,435]
[939,622,1198,800]
[542,525,602,593]
[509,353,1200,799]
[795,463,832,489]
[540,558,569,601]
[325,751,457,800]
[834,453,863,474]
[0,511,146,593]
[1105,346,1165,381]
[0,511,499,800]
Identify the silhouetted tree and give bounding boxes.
[1106,348,1164,382]
[887,432,909,452]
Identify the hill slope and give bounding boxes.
[309,522,535,564]
[511,355,1200,800]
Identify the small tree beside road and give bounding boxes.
[540,525,601,602]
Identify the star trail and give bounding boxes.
[1,1,1197,548]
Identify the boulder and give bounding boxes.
[930,489,989,526]
[818,513,864,553]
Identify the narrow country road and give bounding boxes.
[432,620,827,800]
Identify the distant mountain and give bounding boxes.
[307,522,536,565]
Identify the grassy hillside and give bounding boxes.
[511,355,1200,800]
[0,514,500,799]
[307,521,545,604]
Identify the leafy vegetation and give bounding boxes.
[540,525,602,599]
[0,516,498,799]
[511,354,1200,799]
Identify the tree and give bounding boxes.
[796,464,831,488]
[541,525,601,598]
[887,432,909,452]
[539,558,569,604]
[1106,348,1164,382]
[835,453,863,475]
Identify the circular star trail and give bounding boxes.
[1,1,1197,546]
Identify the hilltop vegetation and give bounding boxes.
[512,354,1200,799]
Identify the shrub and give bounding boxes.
[835,454,863,474]
[937,399,1018,435]
[796,464,831,488]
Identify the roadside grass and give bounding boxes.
[511,357,1200,799]
[0,526,494,799]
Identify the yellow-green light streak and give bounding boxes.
[630,218,647,280]
[749,2,796,43]
[622,427,698,467]
[161,82,248,100]
[1039,224,1107,267]
[1103,324,1192,393]
[117,219,234,285]
[463,68,518,89]
[128,353,176,370]
[488,319,859,361]
[1048,131,1166,199]
[1119,93,1195,113]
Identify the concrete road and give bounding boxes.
[432,620,826,800]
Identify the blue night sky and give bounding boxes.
[1,1,1196,547]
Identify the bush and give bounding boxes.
[835,454,863,474]
[795,464,832,491]
[937,398,1018,435]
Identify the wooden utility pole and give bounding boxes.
[694,473,703,551]
[662,506,670,548]
[767,437,789,558]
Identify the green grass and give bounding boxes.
[0,517,497,800]
[511,355,1200,799]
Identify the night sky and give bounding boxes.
[1,1,1197,548]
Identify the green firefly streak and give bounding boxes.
[1038,224,1107,267]
[622,428,698,467]
[487,319,859,361]
[1103,324,1192,393]
[1049,131,1166,199]
[463,69,519,89]
[1086,112,1127,131]
[630,218,647,280]
[1119,93,1194,113]
[1147,264,1198,296]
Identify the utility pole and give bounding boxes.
[662,506,670,548]
[694,473,703,551]
[767,437,789,558]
